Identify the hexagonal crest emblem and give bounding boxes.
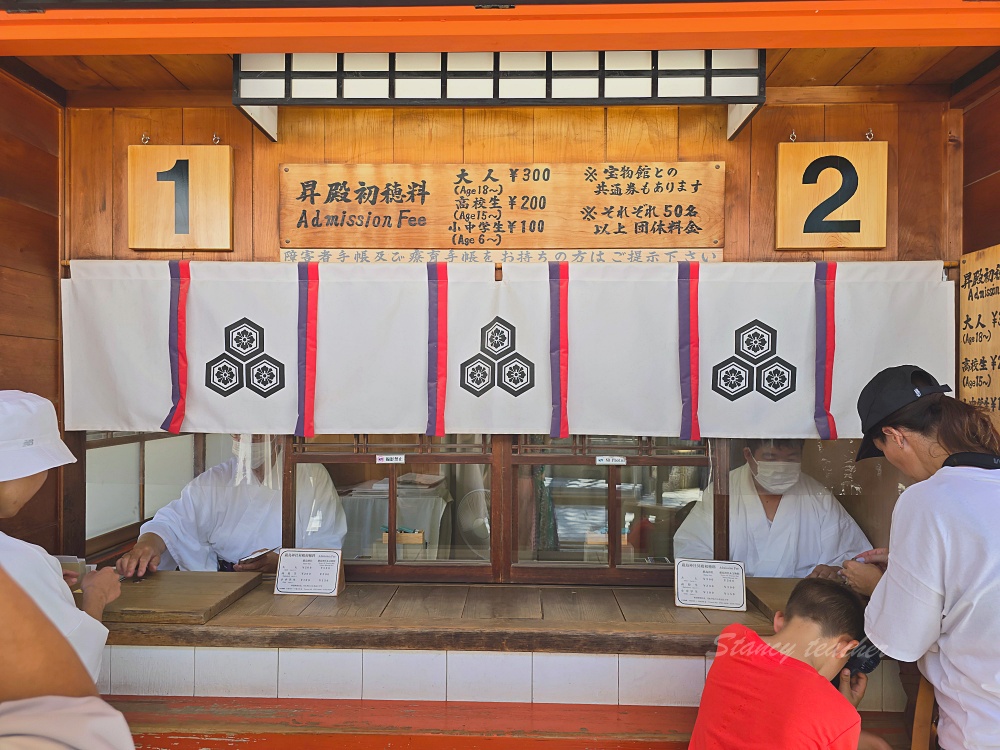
[460,353,495,397]
[735,319,777,364]
[206,354,244,397]
[497,353,535,396]
[225,318,265,362]
[756,356,797,402]
[480,316,516,361]
[246,354,286,398]
[712,356,754,401]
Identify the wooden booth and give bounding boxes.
[3,1,1000,746]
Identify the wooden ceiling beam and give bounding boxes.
[2,1,1000,56]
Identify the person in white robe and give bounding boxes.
[673,439,871,578]
[116,435,347,576]
[0,391,120,683]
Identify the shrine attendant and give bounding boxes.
[673,439,871,578]
[0,391,120,682]
[116,434,347,576]
[845,365,1000,750]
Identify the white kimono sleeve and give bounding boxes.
[865,486,945,662]
[816,497,872,568]
[295,464,348,550]
[672,487,715,561]
[139,472,220,572]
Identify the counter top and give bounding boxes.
[105,579,775,655]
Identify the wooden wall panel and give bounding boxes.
[67,108,113,260]
[606,107,678,162]
[963,91,1000,186]
[0,132,59,217]
[0,75,62,554]
[0,198,58,277]
[965,172,1000,254]
[963,89,1000,254]
[898,102,947,261]
[0,336,60,400]
[463,109,533,163]
[748,105,825,262]
[112,108,183,260]
[325,109,394,164]
[182,108,255,262]
[824,104,899,262]
[253,108,325,262]
[393,108,463,162]
[678,106,748,261]
[533,107,605,162]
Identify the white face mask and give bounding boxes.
[752,460,801,494]
[232,440,270,470]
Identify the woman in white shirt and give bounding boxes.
[0,391,121,682]
[845,365,1000,750]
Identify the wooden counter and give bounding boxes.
[103,571,262,624]
[104,580,774,656]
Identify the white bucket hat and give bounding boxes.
[0,391,76,482]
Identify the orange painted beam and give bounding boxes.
[1,1,1000,56]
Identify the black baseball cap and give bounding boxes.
[855,365,952,461]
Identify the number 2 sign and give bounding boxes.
[128,145,233,251]
[775,141,887,250]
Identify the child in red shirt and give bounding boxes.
[690,578,875,750]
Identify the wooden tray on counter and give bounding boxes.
[101,571,262,624]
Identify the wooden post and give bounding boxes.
[712,438,730,562]
[281,435,295,550]
[60,430,87,556]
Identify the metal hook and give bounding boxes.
[789,129,797,143]
[141,132,150,145]
[213,132,221,145]
[865,128,874,142]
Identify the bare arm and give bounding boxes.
[0,566,96,701]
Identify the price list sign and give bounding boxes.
[274,549,344,597]
[279,161,724,252]
[674,559,746,612]
[959,244,1000,421]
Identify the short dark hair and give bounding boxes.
[745,438,805,455]
[784,578,865,642]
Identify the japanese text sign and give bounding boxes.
[128,145,233,251]
[279,161,725,252]
[775,141,887,250]
[959,244,1000,422]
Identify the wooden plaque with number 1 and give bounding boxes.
[128,145,233,251]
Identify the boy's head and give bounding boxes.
[772,578,866,679]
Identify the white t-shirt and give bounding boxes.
[866,466,1000,749]
[0,696,133,750]
[0,532,108,681]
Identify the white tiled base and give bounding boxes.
[195,647,278,697]
[279,648,363,699]
[362,649,447,701]
[448,651,532,703]
[104,646,903,712]
[111,646,195,696]
[620,655,705,707]
[533,653,618,705]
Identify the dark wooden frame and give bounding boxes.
[288,433,716,585]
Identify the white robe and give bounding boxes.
[0,534,108,681]
[140,458,347,571]
[672,464,871,578]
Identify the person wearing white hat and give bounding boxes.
[0,390,121,681]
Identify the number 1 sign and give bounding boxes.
[775,141,887,250]
[128,145,233,251]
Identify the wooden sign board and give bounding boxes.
[775,141,887,250]
[959,244,1000,424]
[279,247,722,264]
[128,145,233,251]
[280,162,724,251]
